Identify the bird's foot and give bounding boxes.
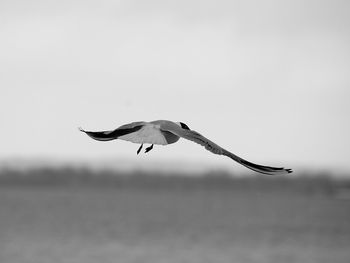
[137,144,143,155]
[145,144,154,153]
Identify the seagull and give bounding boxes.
[79,120,292,175]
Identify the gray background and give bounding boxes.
[1,0,349,172]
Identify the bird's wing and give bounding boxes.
[162,126,292,175]
[79,121,145,141]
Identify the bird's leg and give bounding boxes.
[137,143,143,155]
[145,144,154,153]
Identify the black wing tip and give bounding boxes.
[262,168,293,176]
[240,159,293,175]
[274,167,293,173]
[267,167,293,175]
[78,127,86,132]
[286,168,293,174]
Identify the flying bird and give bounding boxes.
[79,120,292,175]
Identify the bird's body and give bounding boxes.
[79,120,292,175]
[118,121,180,145]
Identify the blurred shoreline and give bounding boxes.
[0,158,349,199]
[0,156,346,177]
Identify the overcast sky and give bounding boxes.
[1,0,349,173]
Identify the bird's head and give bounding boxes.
[176,122,190,130]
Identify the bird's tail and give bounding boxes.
[222,149,292,175]
[78,127,117,141]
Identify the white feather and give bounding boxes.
[118,124,167,145]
